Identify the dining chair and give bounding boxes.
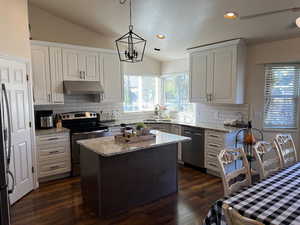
[253,141,283,180]
[217,148,251,197]
[274,134,298,167]
[223,203,264,225]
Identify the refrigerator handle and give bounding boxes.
[7,170,15,194]
[2,84,12,166]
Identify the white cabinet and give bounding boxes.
[31,44,64,105]
[31,45,51,105]
[36,132,71,181]
[31,41,123,104]
[146,123,171,132]
[49,47,64,104]
[204,129,225,175]
[101,52,123,103]
[189,39,246,104]
[62,49,100,81]
[190,51,212,102]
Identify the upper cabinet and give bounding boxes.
[101,52,123,103]
[31,41,124,105]
[189,39,246,104]
[31,45,52,105]
[49,47,64,104]
[62,49,100,81]
[31,44,64,105]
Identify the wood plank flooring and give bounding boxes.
[11,166,223,225]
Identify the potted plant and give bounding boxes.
[136,123,149,136]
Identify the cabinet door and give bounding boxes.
[189,51,212,103]
[62,49,84,81]
[31,45,51,105]
[211,46,237,104]
[49,47,64,104]
[101,53,123,103]
[84,52,100,81]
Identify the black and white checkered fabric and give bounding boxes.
[204,162,300,225]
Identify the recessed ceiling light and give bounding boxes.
[296,17,300,28]
[154,48,161,51]
[224,12,238,19]
[156,34,166,39]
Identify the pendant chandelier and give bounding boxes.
[115,0,146,63]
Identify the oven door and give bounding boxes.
[71,130,111,176]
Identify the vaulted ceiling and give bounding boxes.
[29,0,300,61]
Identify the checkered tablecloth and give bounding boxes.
[204,162,300,225]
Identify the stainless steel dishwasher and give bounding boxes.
[181,126,205,168]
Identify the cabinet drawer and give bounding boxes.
[38,160,71,178]
[39,150,70,163]
[37,133,69,144]
[205,157,219,172]
[205,147,220,158]
[37,139,69,150]
[206,141,224,149]
[206,130,224,139]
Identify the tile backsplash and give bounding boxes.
[195,103,249,124]
[35,95,250,125]
[34,95,154,123]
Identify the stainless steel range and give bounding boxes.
[60,112,110,176]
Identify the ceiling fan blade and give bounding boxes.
[240,7,300,20]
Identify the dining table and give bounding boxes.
[204,162,300,225]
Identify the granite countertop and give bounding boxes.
[35,127,70,136]
[102,120,240,133]
[78,130,191,157]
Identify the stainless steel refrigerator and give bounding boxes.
[0,83,14,225]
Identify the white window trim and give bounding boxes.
[123,74,160,113]
[263,64,300,130]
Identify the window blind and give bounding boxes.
[264,64,300,129]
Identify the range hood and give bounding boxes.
[63,81,104,95]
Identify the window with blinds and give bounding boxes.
[264,64,300,129]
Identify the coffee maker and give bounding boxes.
[35,110,54,129]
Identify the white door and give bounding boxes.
[84,52,100,81]
[189,51,212,103]
[31,45,51,105]
[211,46,237,104]
[101,53,123,103]
[0,59,33,204]
[49,47,64,104]
[62,49,84,81]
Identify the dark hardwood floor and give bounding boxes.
[11,166,223,225]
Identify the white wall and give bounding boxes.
[123,56,161,76]
[0,0,30,59]
[161,58,188,74]
[246,37,300,156]
[28,4,114,50]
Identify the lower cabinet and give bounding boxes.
[170,125,183,162]
[205,130,225,175]
[146,123,183,162]
[204,129,236,177]
[36,132,71,182]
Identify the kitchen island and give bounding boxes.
[78,130,190,217]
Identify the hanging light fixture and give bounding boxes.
[115,0,146,63]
